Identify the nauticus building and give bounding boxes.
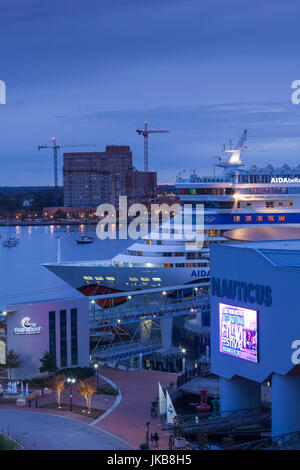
[4,297,90,379]
[210,239,300,437]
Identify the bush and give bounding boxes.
[98,384,118,396]
[27,375,53,388]
[55,367,95,380]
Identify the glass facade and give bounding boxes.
[70,308,78,365]
[60,309,67,367]
[49,311,56,357]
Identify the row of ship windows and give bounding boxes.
[233,215,286,222]
[83,276,162,282]
[179,188,235,195]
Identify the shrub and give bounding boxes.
[27,375,53,388]
[55,367,95,380]
[98,384,118,396]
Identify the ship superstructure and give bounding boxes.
[45,130,300,300]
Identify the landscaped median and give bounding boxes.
[0,433,22,450]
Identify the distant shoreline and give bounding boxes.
[0,220,98,227]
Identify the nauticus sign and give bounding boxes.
[211,277,272,307]
[14,317,41,335]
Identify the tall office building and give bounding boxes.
[63,145,132,208]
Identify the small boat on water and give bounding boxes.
[76,235,94,245]
[2,237,19,247]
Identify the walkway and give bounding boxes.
[95,367,178,450]
[0,409,133,450]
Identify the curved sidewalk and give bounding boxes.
[0,409,133,450]
[95,368,178,450]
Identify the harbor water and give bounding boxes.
[0,224,131,308]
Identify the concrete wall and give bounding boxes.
[210,243,300,383]
[6,297,90,379]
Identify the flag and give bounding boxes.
[158,382,166,415]
[166,389,177,424]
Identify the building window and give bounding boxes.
[60,310,67,368]
[245,216,252,222]
[49,311,56,358]
[209,230,217,237]
[278,215,286,222]
[256,216,263,222]
[71,308,78,366]
[234,216,241,222]
[267,215,274,222]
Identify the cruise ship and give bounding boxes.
[45,130,300,304]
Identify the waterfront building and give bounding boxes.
[3,297,90,379]
[210,238,300,437]
[125,169,157,204]
[63,145,133,208]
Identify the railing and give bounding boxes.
[177,363,211,388]
[179,407,271,435]
[232,430,300,450]
[90,296,210,328]
[92,339,162,361]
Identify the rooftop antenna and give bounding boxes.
[136,121,169,172]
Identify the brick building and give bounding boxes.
[63,145,158,209]
[63,145,132,208]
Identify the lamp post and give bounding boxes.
[94,363,99,392]
[181,348,186,374]
[145,421,150,450]
[67,378,75,412]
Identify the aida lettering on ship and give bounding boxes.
[271,177,300,183]
[211,277,272,307]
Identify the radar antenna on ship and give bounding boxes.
[217,129,247,173]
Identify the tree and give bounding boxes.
[78,377,97,414]
[39,351,58,374]
[173,415,185,439]
[48,374,65,408]
[4,349,21,379]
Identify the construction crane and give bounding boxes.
[38,137,96,206]
[136,121,169,172]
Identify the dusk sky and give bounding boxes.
[1,0,300,185]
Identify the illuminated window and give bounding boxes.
[94,276,104,281]
[83,276,93,280]
[129,277,138,281]
[245,216,252,222]
[256,216,263,222]
[278,215,286,222]
[152,277,162,281]
[140,277,150,281]
[267,215,274,222]
[209,230,217,237]
[106,276,115,281]
[234,216,241,222]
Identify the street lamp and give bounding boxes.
[181,348,186,373]
[145,422,150,450]
[67,378,76,412]
[94,363,99,392]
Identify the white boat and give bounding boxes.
[45,129,300,304]
[76,235,94,245]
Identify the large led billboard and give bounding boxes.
[219,303,258,363]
